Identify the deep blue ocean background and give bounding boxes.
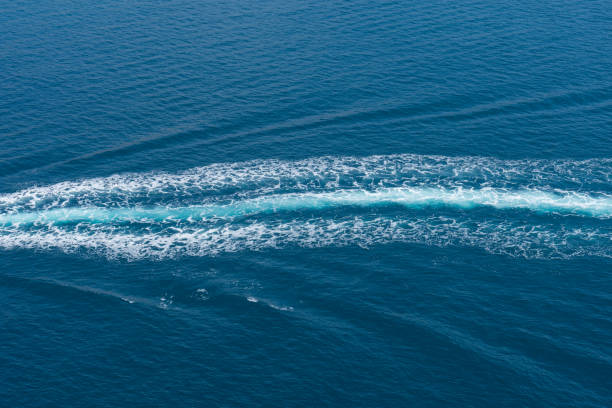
[1,1,611,406]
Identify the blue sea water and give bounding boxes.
[1,0,611,406]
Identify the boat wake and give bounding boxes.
[1,154,610,260]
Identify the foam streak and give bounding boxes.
[1,187,611,226]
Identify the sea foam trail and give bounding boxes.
[0,154,610,260]
[1,187,612,226]
[1,154,611,211]
[0,217,610,260]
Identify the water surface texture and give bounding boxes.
[1,1,611,407]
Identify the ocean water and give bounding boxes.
[1,0,611,406]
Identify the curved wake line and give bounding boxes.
[1,153,611,212]
[0,217,610,260]
[1,154,610,260]
[1,187,612,226]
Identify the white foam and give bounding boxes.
[1,154,610,260]
[1,154,610,212]
[1,187,611,227]
[0,217,609,260]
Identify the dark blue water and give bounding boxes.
[1,1,611,406]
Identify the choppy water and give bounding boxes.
[1,1,611,407]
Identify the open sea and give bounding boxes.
[1,1,611,406]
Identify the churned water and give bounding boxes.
[1,1,611,406]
